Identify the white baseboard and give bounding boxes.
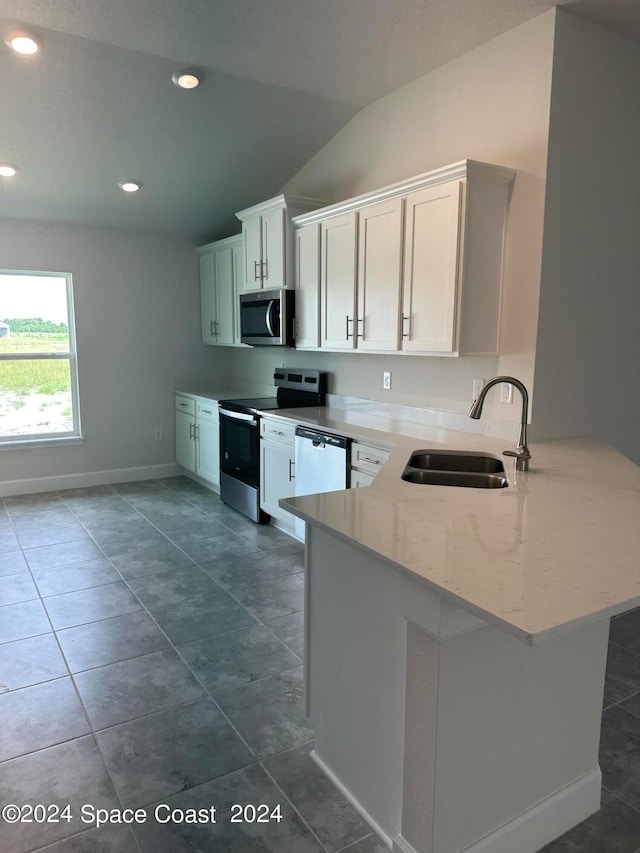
[310,750,393,849]
[392,768,601,853]
[0,463,180,497]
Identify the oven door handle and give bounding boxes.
[265,299,276,337]
[219,408,257,424]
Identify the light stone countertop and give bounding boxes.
[175,387,266,402]
[270,405,640,645]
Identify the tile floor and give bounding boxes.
[0,476,638,852]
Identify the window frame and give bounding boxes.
[0,269,82,447]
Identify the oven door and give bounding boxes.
[219,408,260,488]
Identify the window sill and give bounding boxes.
[0,435,85,451]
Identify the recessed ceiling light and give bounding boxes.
[0,163,18,177]
[172,69,201,90]
[118,180,142,193]
[5,32,40,55]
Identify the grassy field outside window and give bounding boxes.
[0,272,80,442]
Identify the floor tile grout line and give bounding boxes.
[602,784,640,817]
[334,832,378,852]
[0,504,137,823]
[259,759,333,853]
[54,487,269,767]
[1,489,163,840]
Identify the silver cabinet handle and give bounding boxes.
[254,260,261,281]
[346,316,353,340]
[189,423,195,439]
[357,317,364,339]
[201,408,212,415]
[288,459,295,481]
[362,456,381,465]
[402,314,411,339]
[179,401,188,408]
[210,320,215,337]
[262,259,267,280]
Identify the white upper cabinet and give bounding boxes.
[197,234,246,347]
[294,223,321,349]
[357,197,403,352]
[236,194,325,292]
[292,160,515,356]
[401,181,461,352]
[321,212,358,350]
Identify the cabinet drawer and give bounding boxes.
[175,395,195,416]
[352,442,390,474]
[260,418,296,446]
[350,469,375,488]
[196,399,218,421]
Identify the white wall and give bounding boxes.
[0,219,230,489]
[531,10,640,464]
[231,12,556,425]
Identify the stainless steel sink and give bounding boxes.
[401,449,508,489]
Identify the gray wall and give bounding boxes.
[230,12,556,427]
[532,9,640,463]
[0,219,230,488]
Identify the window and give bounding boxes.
[0,270,81,444]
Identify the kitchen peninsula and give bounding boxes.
[279,417,640,853]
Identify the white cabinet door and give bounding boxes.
[401,180,462,353]
[232,239,249,344]
[196,416,219,487]
[243,215,263,289]
[260,440,295,528]
[321,212,358,350]
[176,410,196,472]
[214,245,235,346]
[295,223,321,349]
[199,250,217,344]
[357,198,403,351]
[351,469,374,488]
[262,206,286,289]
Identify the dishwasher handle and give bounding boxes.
[295,426,350,450]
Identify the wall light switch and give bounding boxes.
[383,371,392,390]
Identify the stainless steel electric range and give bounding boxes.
[218,368,327,523]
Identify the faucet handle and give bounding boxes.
[503,448,531,472]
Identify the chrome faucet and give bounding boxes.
[469,376,531,471]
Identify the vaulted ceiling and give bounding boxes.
[1,0,639,243]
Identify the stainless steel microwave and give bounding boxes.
[239,288,295,347]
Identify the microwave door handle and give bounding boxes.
[265,300,276,337]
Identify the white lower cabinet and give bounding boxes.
[260,418,296,532]
[175,394,220,490]
[350,440,391,487]
[175,407,196,472]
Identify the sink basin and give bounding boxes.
[406,449,505,474]
[401,449,508,489]
[402,469,508,489]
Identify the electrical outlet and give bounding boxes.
[153,427,162,441]
[472,378,485,400]
[383,371,392,390]
[500,383,513,404]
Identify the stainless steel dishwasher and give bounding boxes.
[294,426,351,540]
